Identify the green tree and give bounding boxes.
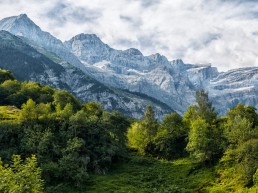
[0,69,15,84]
[182,105,196,129]
[127,121,149,154]
[37,103,52,122]
[225,115,256,146]
[104,111,130,155]
[53,90,81,110]
[69,110,88,138]
[58,137,89,187]
[127,106,158,154]
[1,80,22,106]
[56,103,74,121]
[253,168,258,186]
[185,90,222,163]
[83,102,103,120]
[0,80,20,94]
[186,117,224,163]
[186,117,211,163]
[20,82,41,103]
[0,122,22,159]
[20,100,54,125]
[227,104,258,128]
[19,99,38,123]
[154,112,187,159]
[0,155,44,193]
[195,89,217,124]
[21,125,55,162]
[142,105,158,141]
[221,106,258,186]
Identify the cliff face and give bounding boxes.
[0,30,172,119]
[1,14,258,117]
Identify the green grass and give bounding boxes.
[49,154,217,193]
[49,154,258,193]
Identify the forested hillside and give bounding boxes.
[0,69,257,193]
[0,69,131,192]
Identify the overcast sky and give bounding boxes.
[1,0,258,71]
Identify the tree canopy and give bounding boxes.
[0,71,257,192]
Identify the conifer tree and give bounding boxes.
[142,105,158,140]
[195,89,217,124]
[186,90,222,163]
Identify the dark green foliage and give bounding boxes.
[0,80,54,107]
[0,122,22,160]
[142,105,158,132]
[185,90,223,164]
[104,111,131,157]
[154,113,187,160]
[53,90,81,110]
[227,103,258,129]
[128,109,188,160]
[1,71,258,192]
[220,105,258,187]
[58,137,89,187]
[0,76,130,188]
[0,69,15,84]
[195,89,217,124]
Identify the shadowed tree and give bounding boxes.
[195,89,217,124]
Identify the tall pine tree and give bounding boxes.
[195,89,217,124]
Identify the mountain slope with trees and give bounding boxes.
[1,14,258,117]
[0,30,173,119]
[0,69,131,190]
[0,69,258,192]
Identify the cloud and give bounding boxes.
[139,0,161,7]
[45,2,101,26]
[0,0,258,71]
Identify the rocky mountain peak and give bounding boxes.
[0,13,39,33]
[147,53,169,66]
[73,33,100,41]
[1,14,258,117]
[16,13,29,20]
[0,14,86,71]
[172,59,184,65]
[123,48,143,56]
[65,33,113,64]
[67,33,108,48]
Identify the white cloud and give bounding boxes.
[0,0,258,71]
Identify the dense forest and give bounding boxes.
[0,68,257,193]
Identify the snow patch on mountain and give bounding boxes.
[2,14,258,116]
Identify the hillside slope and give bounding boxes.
[0,30,172,118]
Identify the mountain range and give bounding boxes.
[0,13,258,118]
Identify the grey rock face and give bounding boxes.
[207,67,258,114]
[65,34,219,114]
[64,33,114,64]
[0,14,85,71]
[66,33,258,115]
[0,30,172,119]
[1,14,258,116]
